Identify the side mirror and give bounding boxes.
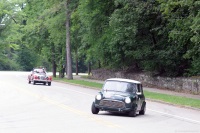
[136,92,142,95]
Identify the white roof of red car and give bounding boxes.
[106,78,141,84]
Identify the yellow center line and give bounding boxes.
[16,87,121,128]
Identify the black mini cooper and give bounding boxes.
[91,78,146,117]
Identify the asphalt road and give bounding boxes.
[0,71,200,133]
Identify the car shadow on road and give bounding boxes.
[97,112,148,118]
[30,83,51,87]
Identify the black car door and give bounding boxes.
[136,84,144,110]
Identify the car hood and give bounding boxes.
[103,91,135,100]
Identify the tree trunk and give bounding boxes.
[75,50,78,75]
[51,45,56,77]
[62,64,65,78]
[98,60,101,68]
[66,1,73,79]
[88,62,91,75]
[65,54,67,76]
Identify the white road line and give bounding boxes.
[148,108,200,124]
[56,86,200,125]
[16,75,200,125]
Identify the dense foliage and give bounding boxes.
[0,0,199,77]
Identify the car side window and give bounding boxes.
[137,84,141,93]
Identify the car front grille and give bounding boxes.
[99,100,125,108]
[39,76,46,80]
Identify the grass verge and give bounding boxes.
[54,77,103,88]
[144,91,200,109]
[54,77,200,109]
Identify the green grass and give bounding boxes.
[54,77,200,109]
[54,77,103,89]
[144,91,200,109]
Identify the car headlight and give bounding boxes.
[125,97,131,104]
[96,94,102,100]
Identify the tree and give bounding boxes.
[158,0,200,76]
[2,0,200,77]
[77,0,115,71]
[0,0,25,70]
[22,0,66,75]
[65,1,73,79]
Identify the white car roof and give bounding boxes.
[106,78,141,84]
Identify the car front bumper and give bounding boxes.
[95,104,135,113]
[33,79,51,82]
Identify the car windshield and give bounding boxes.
[33,69,46,74]
[103,81,137,93]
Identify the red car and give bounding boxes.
[28,68,52,86]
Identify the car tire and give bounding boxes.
[43,82,46,85]
[28,81,31,84]
[128,109,137,117]
[48,82,51,86]
[91,102,99,114]
[33,81,36,85]
[139,102,146,115]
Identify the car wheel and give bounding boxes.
[33,81,36,85]
[43,82,46,85]
[128,109,137,117]
[91,102,99,114]
[28,81,31,84]
[48,82,51,86]
[139,102,146,115]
